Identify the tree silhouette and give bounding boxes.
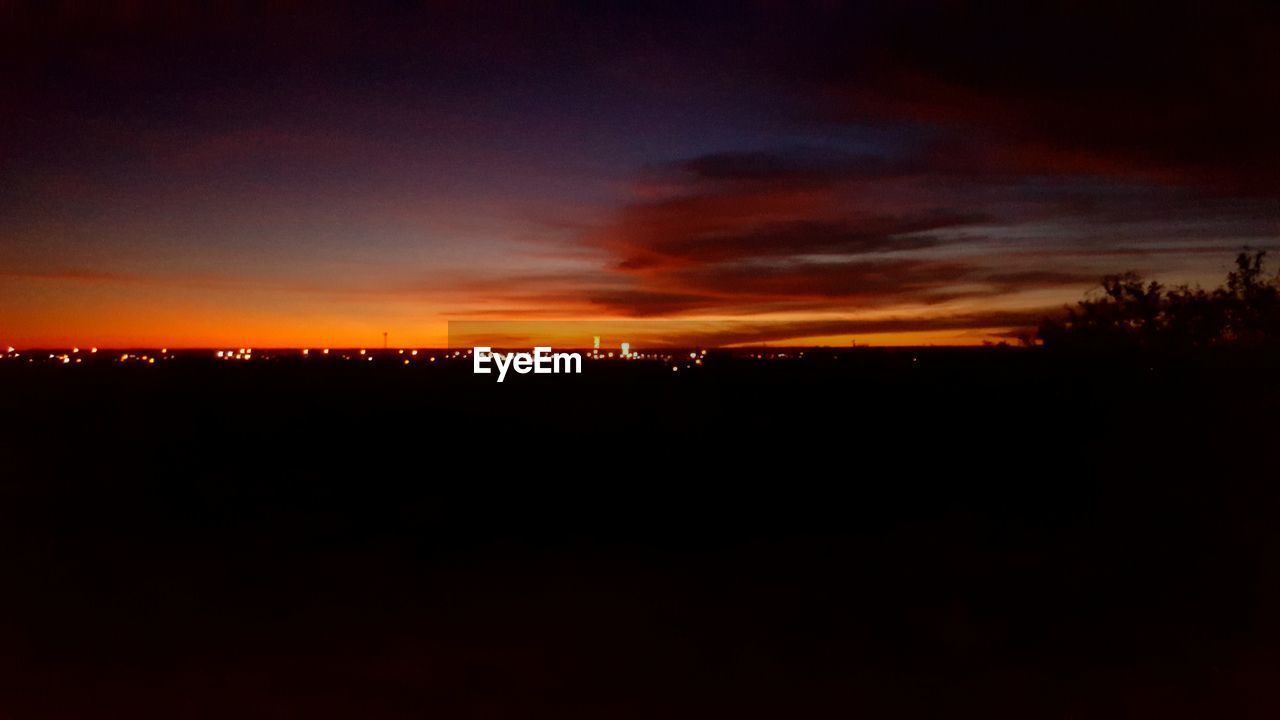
[1039,251,1280,352]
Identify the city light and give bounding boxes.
[2,345,750,369]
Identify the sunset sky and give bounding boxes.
[3,2,1278,348]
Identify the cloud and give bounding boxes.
[8,1,1278,345]
[791,1,1280,193]
[667,259,971,302]
[581,143,1150,317]
[984,271,1096,288]
[612,216,975,270]
[598,149,1001,276]
[571,259,1099,318]
[581,96,1280,316]
[674,148,908,185]
[637,311,1054,347]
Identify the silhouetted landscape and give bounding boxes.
[3,316,1279,716]
[7,1,1280,716]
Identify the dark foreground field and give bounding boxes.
[1,348,1278,718]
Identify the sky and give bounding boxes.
[3,1,1279,348]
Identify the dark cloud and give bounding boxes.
[653,311,1053,347]
[985,271,1096,288]
[583,290,718,316]
[796,1,1280,193]
[669,260,972,302]
[614,216,977,269]
[594,69,1280,315]
[603,145,1006,278]
[579,259,1099,317]
[676,149,906,185]
[590,142,1191,316]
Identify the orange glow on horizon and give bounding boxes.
[1,273,1053,349]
